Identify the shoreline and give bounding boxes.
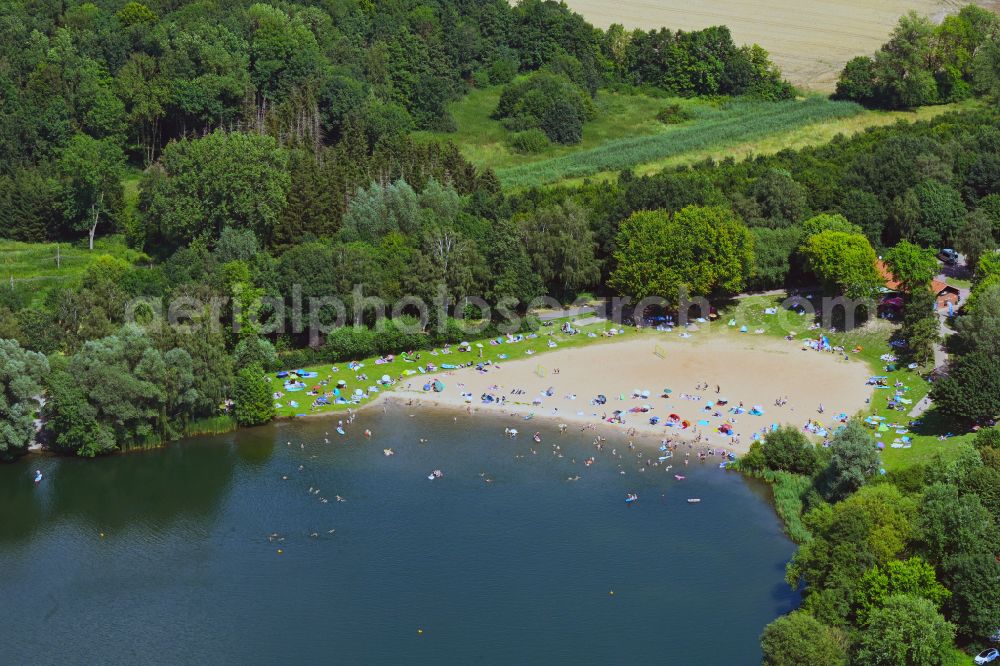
[356,333,873,456]
[23,326,874,461]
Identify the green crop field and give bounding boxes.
[497,96,870,188]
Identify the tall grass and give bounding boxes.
[183,415,237,437]
[497,96,865,188]
[0,236,143,306]
[735,460,814,544]
[133,415,238,451]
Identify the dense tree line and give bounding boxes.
[836,5,1000,109]
[741,422,1000,664]
[517,106,1000,294]
[0,0,791,245]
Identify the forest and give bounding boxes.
[0,1,999,661]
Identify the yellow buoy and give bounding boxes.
[609,590,614,596]
[277,549,283,554]
[417,629,423,635]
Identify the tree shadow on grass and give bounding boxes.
[910,404,962,438]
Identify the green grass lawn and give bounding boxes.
[0,235,142,306]
[947,277,972,290]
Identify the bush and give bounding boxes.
[372,316,427,355]
[234,336,279,371]
[761,610,847,666]
[471,68,490,88]
[323,325,376,362]
[854,594,955,666]
[973,426,1000,451]
[488,58,518,86]
[493,72,591,145]
[656,103,693,125]
[508,129,550,154]
[762,425,820,475]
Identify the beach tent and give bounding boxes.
[433,380,445,392]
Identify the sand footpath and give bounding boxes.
[385,333,873,454]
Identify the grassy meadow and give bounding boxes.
[412,85,672,172]
[0,236,142,306]
[418,83,975,189]
[495,95,866,188]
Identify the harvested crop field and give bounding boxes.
[562,0,991,91]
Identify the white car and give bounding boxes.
[976,648,1000,664]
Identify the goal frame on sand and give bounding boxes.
[535,365,546,377]
[653,344,667,359]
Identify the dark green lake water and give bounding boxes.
[0,408,798,665]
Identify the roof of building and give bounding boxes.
[876,260,957,296]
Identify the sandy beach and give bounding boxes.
[386,333,873,454]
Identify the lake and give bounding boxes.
[0,407,799,664]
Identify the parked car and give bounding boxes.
[938,248,959,265]
[976,648,1000,664]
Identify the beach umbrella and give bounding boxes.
[662,388,672,394]
[641,390,650,398]
[460,341,469,347]
[475,343,483,348]
[381,374,391,383]
[353,388,363,396]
